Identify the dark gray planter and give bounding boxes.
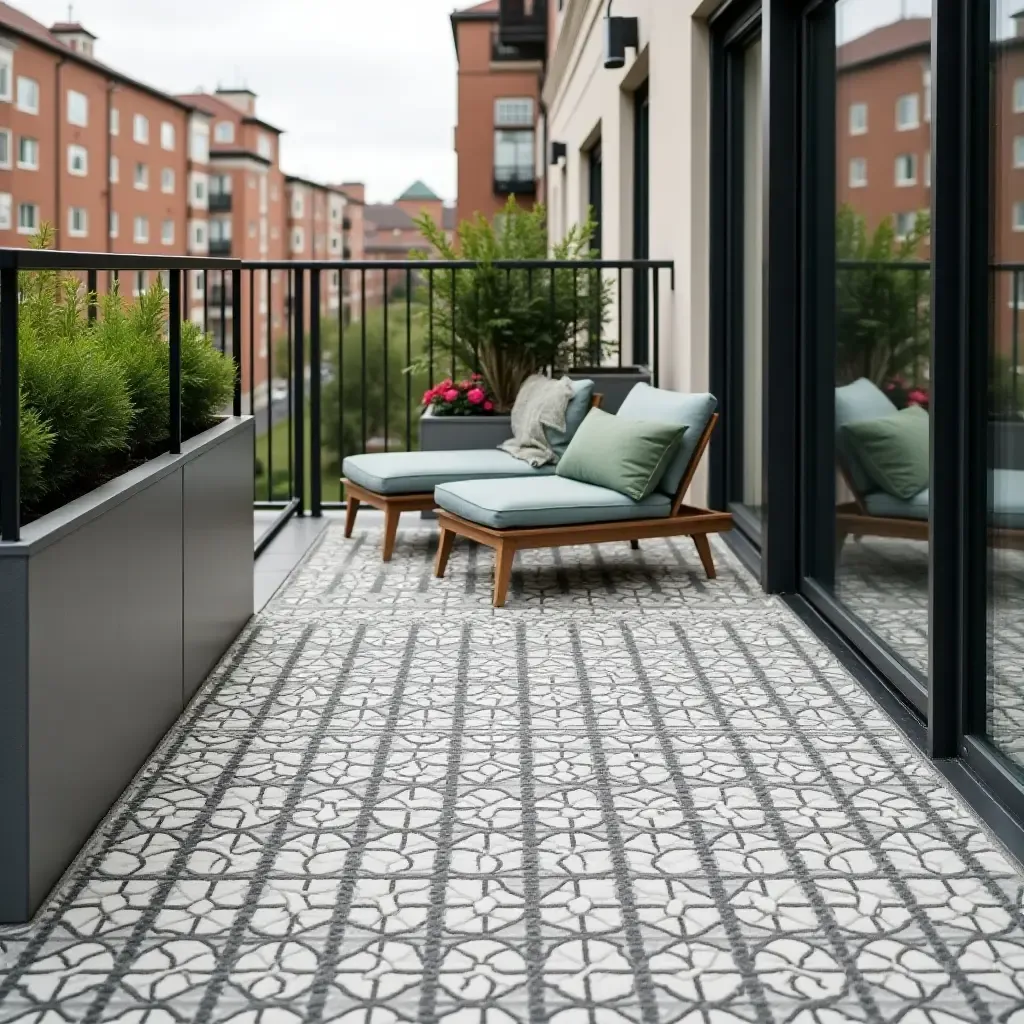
[991,419,1024,470]
[0,417,254,923]
[419,406,513,451]
[568,367,651,413]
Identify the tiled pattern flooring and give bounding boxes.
[2,526,1024,1023]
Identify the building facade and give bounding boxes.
[452,0,544,226]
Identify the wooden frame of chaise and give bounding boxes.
[341,392,603,561]
[433,414,732,607]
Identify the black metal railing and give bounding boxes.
[208,193,232,213]
[494,167,537,195]
[498,0,547,47]
[209,239,232,256]
[238,258,673,521]
[0,249,242,543]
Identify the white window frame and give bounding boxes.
[192,269,204,299]
[292,192,305,217]
[16,76,38,115]
[133,113,149,144]
[68,206,87,238]
[160,121,175,151]
[894,212,916,241]
[1015,138,1024,170]
[161,219,174,245]
[161,168,175,194]
[895,93,919,131]
[257,133,272,159]
[134,162,149,190]
[109,154,118,182]
[190,120,209,163]
[495,97,534,127]
[1015,79,1024,115]
[133,215,149,243]
[0,48,12,103]
[110,107,119,135]
[292,227,304,253]
[214,121,234,143]
[68,143,88,177]
[848,157,867,188]
[1014,201,1024,233]
[0,193,11,231]
[17,136,38,170]
[849,102,867,136]
[895,153,917,187]
[190,220,207,250]
[0,128,10,170]
[17,202,39,235]
[67,89,87,127]
[109,211,119,238]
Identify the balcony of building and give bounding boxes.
[494,165,538,196]
[496,0,547,60]
[3,251,1024,1021]
[208,192,233,213]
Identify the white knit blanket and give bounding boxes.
[499,373,575,467]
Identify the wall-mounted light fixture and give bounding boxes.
[550,141,567,165]
[604,0,638,70]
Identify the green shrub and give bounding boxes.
[181,319,235,436]
[19,406,55,508]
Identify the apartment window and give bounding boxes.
[68,206,87,238]
[192,270,204,298]
[895,94,919,131]
[160,121,175,150]
[895,153,917,186]
[849,102,867,135]
[17,137,38,170]
[894,211,917,241]
[495,97,534,127]
[67,143,87,176]
[1012,275,1024,309]
[191,174,207,204]
[0,129,9,169]
[191,221,207,248]
[109,211,118,238]
[133,114,149,144]
[134,270,146,296]
[292,193,304,217]
[848,157,867,188]
[210,173,232,196]
[210,218,231,241]
[109,155,118,182]
[1015,137,1024,169]
[110,107,119,135]
[67,89,87,126]
[135,162,149,190]
[1014,202,1024,232]
[214,121,234,143]
[1015,79,1024,114]
[161,219,174,245]
[0,193,10,230]
[258,133,272,160]
[16,77,39,114]
[161,168,175,193]
[0,48,11,102]
[190,121,209,162]
[494,130,535,186]
[292,227,304,253]
[133,215,149,243]
[17,203,38,234]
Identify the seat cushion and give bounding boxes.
[435,476,673,529]
[862,469,1024,529]
[343,449,555,496]
[835,378,899,496]
[841,405,929,500]
[616,383,717,498]
[546,378,594,457]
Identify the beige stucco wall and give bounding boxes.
[543,0,716,501]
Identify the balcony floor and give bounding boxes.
[2,524,1024,1022]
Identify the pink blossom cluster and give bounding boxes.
[422,373,496,415]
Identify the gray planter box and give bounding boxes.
[419,406,513,451]
[0,417,254,923]
[568,367,651,413]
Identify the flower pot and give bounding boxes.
[567,366,651,413]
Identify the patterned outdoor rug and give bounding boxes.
[2,525,1024,1024]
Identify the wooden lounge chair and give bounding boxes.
[834,378,1024,552]
[432,385,732,606]
[341,383,601,561]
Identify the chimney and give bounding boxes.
[339,183,366,203]
[50,16,97,58]
[215,88,257,116]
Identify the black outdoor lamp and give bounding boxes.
[550,141,567,165]
[604,0,638,69]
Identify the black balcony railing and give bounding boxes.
[494,167,537,196]
[498,0,547,56]
[208,193,232,213]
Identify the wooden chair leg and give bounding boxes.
[435,527,455,578]
[630,539,640,551]
[493,541,516,608]
[693,534,717,579]
[344,497,359,538]
[381,506,401,562]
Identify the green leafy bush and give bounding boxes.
[181,319,235,435]
[19,407,55,508]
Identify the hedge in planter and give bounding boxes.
[408,197,613,413]
[15,227,235,520]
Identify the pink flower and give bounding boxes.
[483,401,494,412]
[467,388,485,405]
[471,372,483,380]
[423,389,434,405]
[443,388,459,403]
[908,389,928,404]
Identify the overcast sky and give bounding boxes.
[17,0,482,203]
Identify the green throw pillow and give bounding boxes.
[556,407,687,501]
[841,405,929,500]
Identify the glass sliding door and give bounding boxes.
[801,0,933,711]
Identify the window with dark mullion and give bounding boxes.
[588,141,602,257]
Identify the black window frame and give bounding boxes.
[632,81,650,367]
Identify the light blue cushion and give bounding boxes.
[864,469,1024,530]
[343,449,555,496]
[546,378,594,457]
[616,383,717,498]
[434,476,672,529]
[835,378,899,496]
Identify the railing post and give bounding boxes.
[310,270,322,518]
[652,266,660,388]
[231,267,242,417]
[86,268,97,323]
[1,264,20,541]
[169,269,182,455]
[293,268,306,515]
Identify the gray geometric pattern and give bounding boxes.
[3,524,1024,1023]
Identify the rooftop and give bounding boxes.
[398,180,443,202]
